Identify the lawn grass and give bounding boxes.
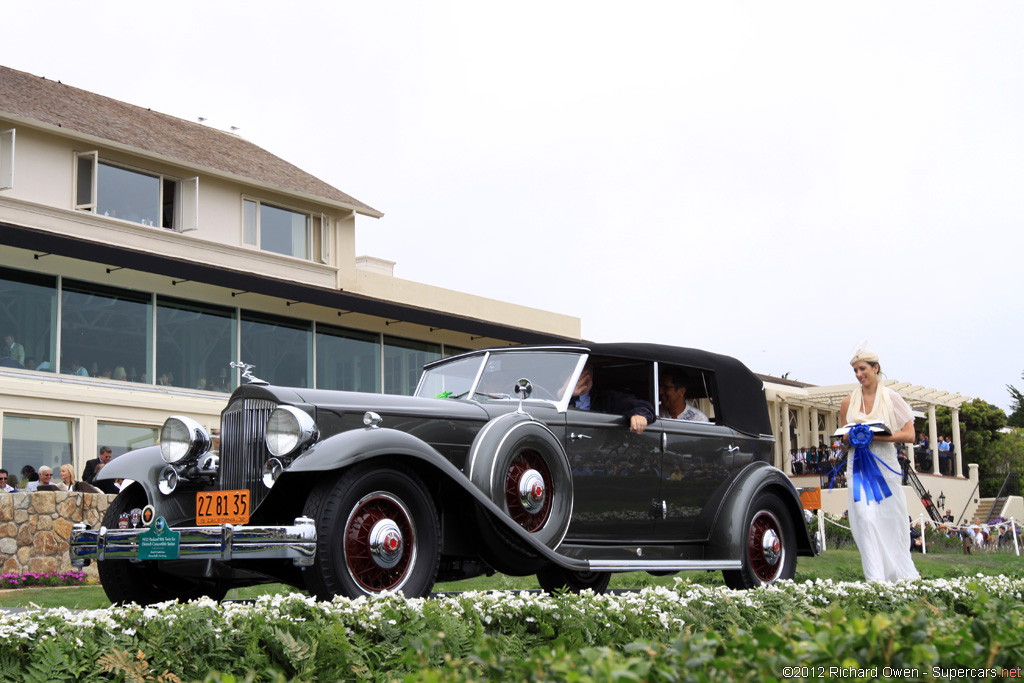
[1,546,1021,610]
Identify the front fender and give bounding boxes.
[706,462,814,560]
[94,444,166,503]
[280,426,591,572]
[284,426,456,473]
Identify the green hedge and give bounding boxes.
[1,576,1022,682]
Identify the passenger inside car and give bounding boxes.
[659,368,710,422]
[568,363,656,434]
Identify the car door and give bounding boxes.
[656,419,755,541]
[563,407,663,541]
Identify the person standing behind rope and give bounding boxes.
[840,347,920,583]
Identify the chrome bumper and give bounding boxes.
[69,517,317,567]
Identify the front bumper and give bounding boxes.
[69,517,318,567]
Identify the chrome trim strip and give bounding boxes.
[587,559,742,571]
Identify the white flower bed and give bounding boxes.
[0,574,1018,647]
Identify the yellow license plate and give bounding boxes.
[196,490,250,525]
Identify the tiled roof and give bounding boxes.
[0,65,380,216]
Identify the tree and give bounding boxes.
[1007,371,1024,428]
[975,430,1024,499]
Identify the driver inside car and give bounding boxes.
[568,365,656,434]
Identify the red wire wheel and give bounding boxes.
[746,509,785,583]
[503,449,553,532]
[344,492,417,592]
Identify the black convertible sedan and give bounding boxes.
[70,343,815,604]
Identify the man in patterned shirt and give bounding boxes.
[658,369,709,422]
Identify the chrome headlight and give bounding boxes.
[266,405,318,457]
[160,416,211,464]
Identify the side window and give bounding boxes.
[586,357,655,407]
[658,365,716,423]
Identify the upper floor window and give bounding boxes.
[0,128,14,191]
[74,152,197,232]
[243,198,329,262]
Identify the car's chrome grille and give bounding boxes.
[220,398,276,513]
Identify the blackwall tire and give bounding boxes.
[302,464,440,600]
[98,485,229,606]
[536,565,611,594]
[722,491,796,590]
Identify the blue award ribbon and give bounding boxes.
[849,424,896,505]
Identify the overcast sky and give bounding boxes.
[5,2,1022,410]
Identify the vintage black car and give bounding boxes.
[70,343,815,604]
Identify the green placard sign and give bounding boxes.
[138,517,180,560]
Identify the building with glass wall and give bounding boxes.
[0,65,581,483]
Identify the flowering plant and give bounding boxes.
[0,569,88,589]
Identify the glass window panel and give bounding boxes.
[315,325,380,392]
[383,336,441,395]
[243,199,257,245]
[260,203,308,258]
[157,297,235,392]
[60,280,151,382]
[2,415,74,488]
[97,162,160,226]
[444,345,471,358]
[76,153,94,208]
[97,422,158,460]
[162,177,178,229]
[0,266,56,372]
[240,311,311,387]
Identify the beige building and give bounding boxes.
[0,65,580,483]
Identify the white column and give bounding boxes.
[952,408,963,477]
[928,405,939,475]
[810,407,820,449]
[798,406,809,448]
[780,401,792,475]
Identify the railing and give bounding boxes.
[904,468,944,524]
[985,472,1021,524]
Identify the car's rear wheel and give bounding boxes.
[722,491,796,589]
[536,565,611,594]
[303,464,440,600]
[98,484,230,605]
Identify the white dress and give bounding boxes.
[846,386,920,583]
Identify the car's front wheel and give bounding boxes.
[303,464,440,600]
[98,484,230,605]
[536,565,611,594]
[722,491,796,589]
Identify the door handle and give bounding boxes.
[569,432,592,441]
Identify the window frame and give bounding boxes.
[0,128,14,191]
[241,196,321,261]
[73,153,195,231]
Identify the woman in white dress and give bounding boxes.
[840,348,920,582]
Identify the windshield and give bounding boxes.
[416,351,584,404]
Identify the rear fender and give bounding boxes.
[706,462,814,560]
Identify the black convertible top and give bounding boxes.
[439,343,772,437]
[575,343,770,437]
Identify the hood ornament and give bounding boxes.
[230,361,268,386]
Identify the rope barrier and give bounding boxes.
[816,514,1020,556]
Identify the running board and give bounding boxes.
[587,559,742,572]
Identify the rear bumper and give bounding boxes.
[69,517,317,567]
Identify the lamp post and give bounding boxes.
[938,491,946,510]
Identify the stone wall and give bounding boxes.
[0,492,116,578]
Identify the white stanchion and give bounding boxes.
[1013,517,1020,557]
[818,509,826,553]
[919,514,927,555]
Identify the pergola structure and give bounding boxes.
[762,377,972,478]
